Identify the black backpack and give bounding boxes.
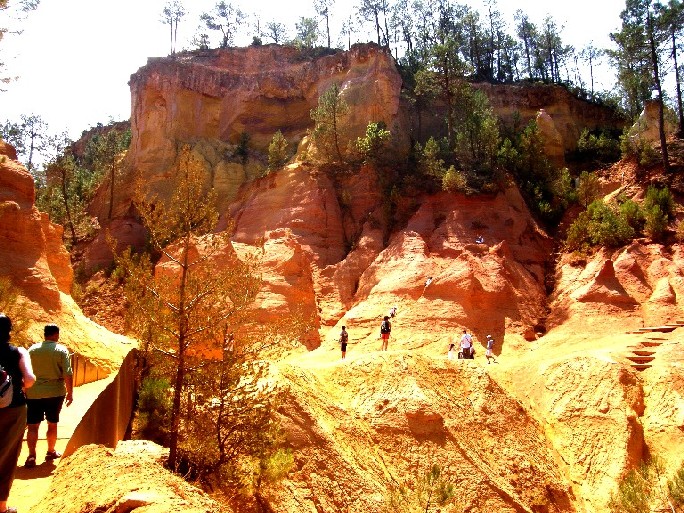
[380,320,391,334]
[0,364,13,408]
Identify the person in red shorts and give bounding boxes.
[379,316,391,351]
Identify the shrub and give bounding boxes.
[551,167,577,209]
[136,376,172,443]
[355,121,391,164]
[566,200,634,251]
[577,129,621,163]
[609,463,652,513]
[417,137,449,178]
[644,186,675,220]
[610,458,684,513]
[619,199,644,231]
[668,461,684,506]
[233,132,251,164]
[267,131,289,171]
[577,171,601,208]
[442,166,467,193]
[644,204,668,240]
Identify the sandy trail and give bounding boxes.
[8,378,113,513]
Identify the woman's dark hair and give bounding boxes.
[0,313,12,343]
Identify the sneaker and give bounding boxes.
[1,507,18,513]
[45,450,61,461]
[24,455,36,468]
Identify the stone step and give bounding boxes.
[637,326,677,333]
[632,350,656,357]
[640,341,663,348]
[626,355,655,364]
[631,363,652,371]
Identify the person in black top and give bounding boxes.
[0,314,35,513]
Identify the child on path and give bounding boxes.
[339,326,348,360]
[485,334,497,364]
[379,316,391,351]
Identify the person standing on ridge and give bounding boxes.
[0,314,35,513]
[339,326,349,360]
[485,334,497,364]
[379,316,392,351]
[24,324,73,468]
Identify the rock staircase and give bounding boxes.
[624,320,683,371]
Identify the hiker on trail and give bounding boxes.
[379,316,392,351]
[24,324,73,469]
[476,235,484,244]
[339,326,349,360]
[424,277,433,288]
[388,305,397,318]
[485,334,495,362]
[485,334,497,364]
[459,329,474,359]
[0,314,35,513]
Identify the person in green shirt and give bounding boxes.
[24,324,73,468]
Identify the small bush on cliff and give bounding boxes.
[310,82,349,163]
[609,458,684,513]
[442,166,467,193]
[565,200,635,251]
[384,464,457,513]
[576,128,621,163]
[577,171,601,208]
[354,121,391,164]
[642,186,675,241]
[498,120,566,225]
[267,130,289,171]
[453,87,500,177]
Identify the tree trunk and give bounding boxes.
[168,233,191,470]
[60,168,77,245]
[108,163,115,219]
[671,29,684,137]
[648,10,670,172]
[325,14,330,48]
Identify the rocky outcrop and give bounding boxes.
[0,142,71,311]
[271,353,576,513]
[551,242,684,330]
[32,442,220,513]
[0,141,131,367]
[227,163,552,344]
[477,82,624,152]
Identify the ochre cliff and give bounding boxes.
[47,44,682,513]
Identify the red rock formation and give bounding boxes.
[0,141,130,366]
[0,142,67,310]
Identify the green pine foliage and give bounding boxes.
[267,130,289,171]
[442,166,467,193]
[135,375,172,443]
[566,200,635,251]
[576,129,621,163]
[355,121,391,164]
[310,83,349,163]
[609,458,684,513]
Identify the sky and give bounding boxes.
[0,0,627,145]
